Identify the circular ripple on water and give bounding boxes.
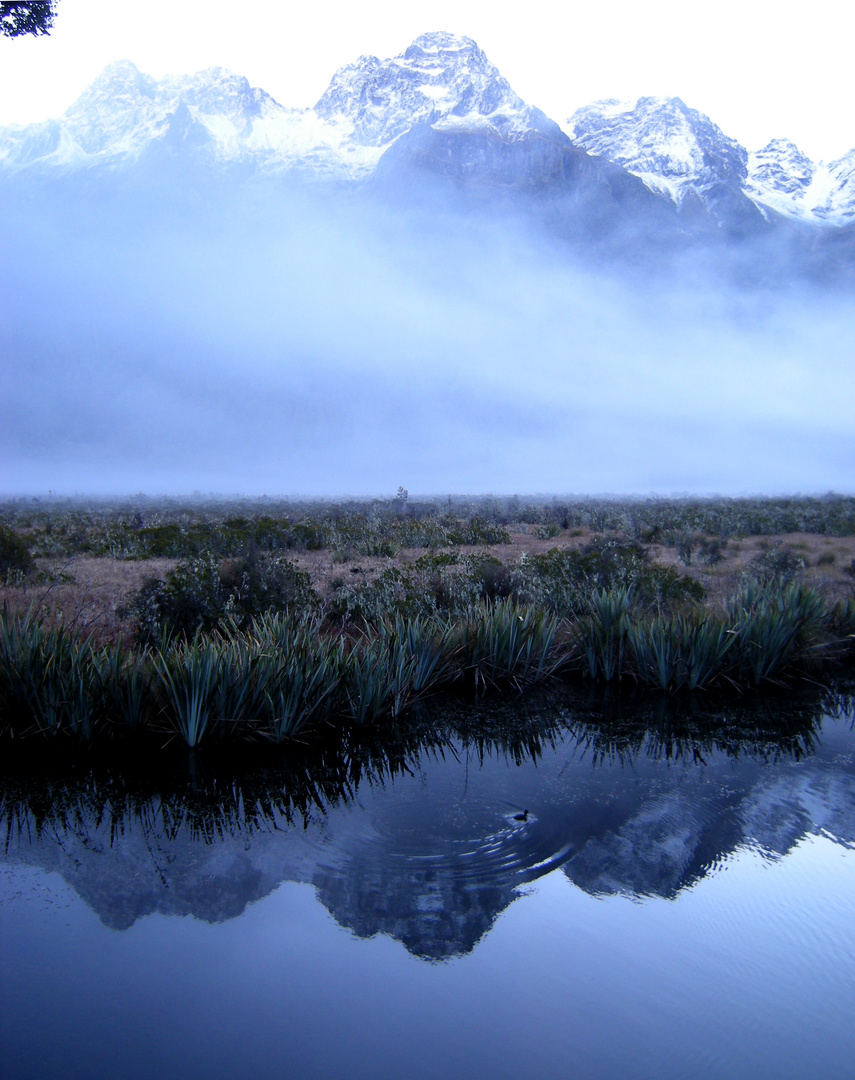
[352,767,576,889]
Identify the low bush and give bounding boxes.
[726,583,827,685]
[445,515,512,546]
[512,542,704,615]
[742,545,806,588]
[573,588,632,682]
[0,612,104,740]
[0,525,33,581]
[456,599,565,690]
[6,494,855,566]
[126,553,318,644]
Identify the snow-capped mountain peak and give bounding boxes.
[1,34,854,232]
[63,61,294,161]
[744,139,855,225]
[0,33,550,181]
[315,31,545,147]
[748,138,815,195]
[564,98,855,227]
[564,95,748,208]
[0,58,386,177]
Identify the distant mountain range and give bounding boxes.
[2,30,854,286]
[566,96,855,227]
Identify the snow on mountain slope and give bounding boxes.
[822,150,855,223]
[0,59,383,179]
[2,33,853,231]
[0,33,551,183]
[315,30,550,146]
[746,138,815,208]
[745,139,855,225]
[564,100,855,227]
[564,96,749,209]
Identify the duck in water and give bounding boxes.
[513,809,529,822]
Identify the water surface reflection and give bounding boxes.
[3,685,854,960]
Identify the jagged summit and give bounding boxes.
[565,97,855,227]
[59,60,280,160]
[0,33,854,236]
[749,138,815,195]
[315,30,545,146]
[0,33,550,180]
[565,95,748,209]
[746,139,855,224]
[0,57,383,177]
[746,138,816,220]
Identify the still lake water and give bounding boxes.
[2,691,855,1080]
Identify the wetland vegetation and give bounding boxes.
[4,673,850,847]
[2,494,854,751]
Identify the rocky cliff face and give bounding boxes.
[315,31,551,146]
[565,96,770,234]
[746,141,855,225]
[566,98,855,229]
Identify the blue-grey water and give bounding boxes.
[2,697,855,1080]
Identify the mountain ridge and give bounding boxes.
[2,30,852,224]
[566,95,855,227]
[1,30,854,273]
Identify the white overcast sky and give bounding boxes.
[0,0,852,162]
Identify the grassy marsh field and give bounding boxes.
[1,494,854,750]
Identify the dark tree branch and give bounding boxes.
[0,1,58,38]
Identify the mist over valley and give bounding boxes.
[2,31,854,497]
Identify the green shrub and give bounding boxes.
[468,554,513,600]
[153,639,224,747]
[639,565,706,609]
[743,545,806,588]
[830,599,855,650]
[456,599,564,690]
[512,542,703,615]
[356,536,402,558]
[446,516,512,546]
[343,632,413,723]
[96,647,152,729]
[726,583,826,685]
[338,614,458,723]
[126,552,318,643]
[330,567,438,624]
[697,537,727,565]
[250,612,344,741]
[329,553,515,626]
[0,525,33,580]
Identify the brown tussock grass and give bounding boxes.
[3,529,853,646]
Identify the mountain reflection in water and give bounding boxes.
[2,686,854,961]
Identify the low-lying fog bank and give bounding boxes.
[3,184,853,496]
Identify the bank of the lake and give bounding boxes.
[1,586,854,751]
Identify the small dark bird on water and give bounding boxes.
[513,810,529,822]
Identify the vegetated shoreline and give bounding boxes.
[3,678,851,829]
[1,494,854,756]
